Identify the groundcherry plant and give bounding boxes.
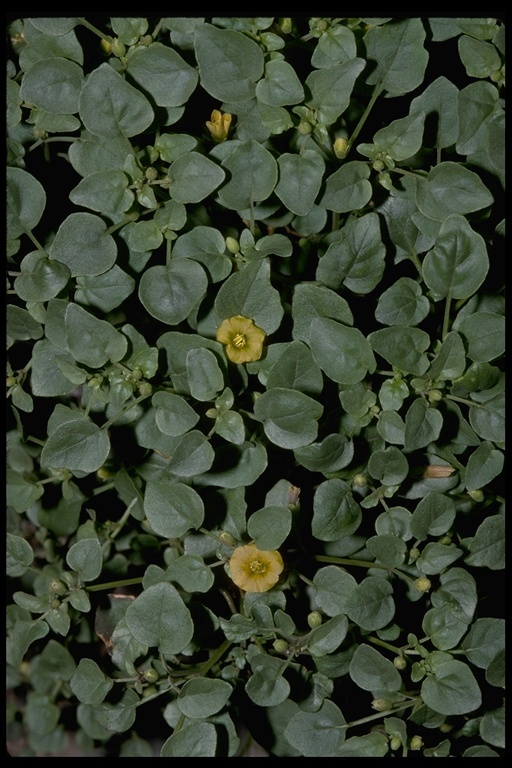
[6,15,505,758]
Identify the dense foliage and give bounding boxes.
[6,16,505,757]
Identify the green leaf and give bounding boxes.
[186,348,224,401]
[317,213,385,294]
[170,152,225,204]
[40,416,110,474]
[7,166,46,242]
[307,614,349,657]
[194,22,264,102]
[25,692,61,736]
[165,554,214,594]
[375,277,430,326]
[195,440,268,489]
[253,387,323,449]
[416,543,463,575]
[427,332,467,381]
[311,25,357,67]
[138,260,208,325]
[458,312,505,363]
[79,62,154,138]
[345,576,395,631]
[309,318,376,384]
[245,656,290,707]
[69,170,134,215]
[152,391,199,436]
[431,567,477,624]
[312,478,362,542]
[458,35,501,79]
[256,59,304,106]
[409,75,460,148]
[172,226,232,282]
[337,732,389,757]
[469,393,505,443]
[178,678,232,719]
[456,81,500,154]
[365,18,429,96]
[305,58,366,125]
[75,265,136,313]
[312,565,358,617]
[126,42,198,106]
[69,658,114,705]
[14,251,71,303]
[464,442,504,491]
[295,433,354,474]
[266,340,323,395]
[464,514,505,570]
[284,700,347,757]
[247,505,292,550]
[318,161,372,213]
[366,534,407,568]
[368,446,409,486]
[95,689,138,733]
[217,140,278,210]
[49,212,117,277]
[125,582,194,655]
[6,305,43,342]
[410,492,456,540]
[66,538,103,582]
[144,477,204,538]
[214,257,284,334]
[404,398,443,452]
[421,653,482,715]
[19,56,83,113]
[422,606,470,651]
[461,617,505,670]
[369,326,430,376]
[373,110,425,161]
[375,506,413,541]
[166,431,214,477]
[291,283,353,344]
[349,643,402,692]
[275,151,325,216]
[161,722,217,757]
[416,163,493,222]
[6,532,34,577]
[65,302,127,367]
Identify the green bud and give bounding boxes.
[219,530,236,547]
[144,668,159,683]
[145,167,158,181]
[353,473,367,488]
[393,655,407,670]
[273,639,289,653]
[439,722,453,733]
[390,736,401,751]
[143,685,158,698]
[6,376,18,387]
[409,735,423,750]
[468,489,484,502]
[140,35,153,46]
[101,37,112,54]
[307,611,322,629]
[298,121,313,135]
[111,38,126,57]
[279,17,292,34]
[414,576,432,593]
[428,389,443,402]
[225,236,240,254]
[333,137,349,159]
[138,382,153,397]
[50,580,67,596]
[373,159,385,172]
[409,547,420,563]
[371,698,393,712]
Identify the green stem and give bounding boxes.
[442,292,452,340]
[346,82,385,156]
[78,17,111,41]
[101,499,137,554]
[346,699,419,730]
[196,639,232,677]
[446,394,484,409]
[87,577,143,592]
[314,555,416,583]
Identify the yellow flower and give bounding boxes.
[229,544,284,593]
[216,315,266,364]
[206,109,232,142]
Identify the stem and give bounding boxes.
[346,82,385,156]
[196,639,232,677]
[314,555,416,583]
[87,577,143,592]
[346,699,419,730]
[446,394,485,409]
[441,292,452,340]
[78,17,111,41]
[101,498,137,554]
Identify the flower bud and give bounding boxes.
[428,388,443,402]
[101,37,112,54]
[414,576,432,593]
[273,639,289,653]
[50,580,67,596]
[298,121,313,135]
[373,159,385,172]
[353,473,367,488]
[279,18,293,34]
[111,38,126,57]
[409,735,423,750]
[371,698,393,712]
[393,655,407,670]
[225,236,240,254]
[219,530,236,547]
[468,489,484,502]
[390,736,401,751]
[144,668,159,683]
[307,611,322,629]
[138,382,153,397]
[145,167,158,181]
[333,137,349,159]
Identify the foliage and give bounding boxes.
[6,15,505,758]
